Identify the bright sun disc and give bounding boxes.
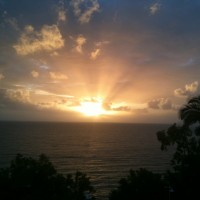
[79,101,104,116]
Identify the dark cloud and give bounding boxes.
[0,88,35,111]
[148,98,174,110]
[102,101,148,114]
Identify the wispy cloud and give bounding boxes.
[95,40,110,47]
[31,59,49,70]
[103,101,148,114]
[49,72,68,80]
[71,0,100,24]
[90,40,109,59]
[57,0,67,23]
[2,11,20,31]
[5,17,20,31]
[34,89,74,99]
[174,81,198,97]
[13,24,64,55]
[149,2,161,15]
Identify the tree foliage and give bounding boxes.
[0,154,95,200]
[156,95,200,199]
[179,95,200,126]
[109,168,168,200]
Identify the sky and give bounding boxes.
[0,0,200,123]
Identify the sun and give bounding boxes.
[78,100,105,116]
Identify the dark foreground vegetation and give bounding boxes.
[109,95,200,200]
[1,96,200,200]
[0,154,95,200]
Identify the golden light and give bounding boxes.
[77,99,106,116]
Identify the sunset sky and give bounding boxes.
[0,0,200,123]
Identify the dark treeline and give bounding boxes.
[1,96,200,200]
[0,154,95,200]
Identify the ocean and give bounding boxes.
[0,122,173,199]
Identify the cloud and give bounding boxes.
[31,70,39,78]
[34,89,74,99]
[95,40,110,47]
[74,35,87,53]
[13,24,64,55]
[103,102,148,114]
[149,2,161,15]
[0,88,37,112]
[112,105,148,114]
[24,25,34,33]
[2,11,20,31]
[50,51,59,57]
[90,40,109,59]
[112,105,132,112]
[58,10,66,22]
[5,17,20,31]
[0,87,76,116]
[71,0,100,24]
[49,72,68,80]
[174,81,198,97]
[0,73,5,80]
[57,0,67,23]
[103,102,132,112]
[31,59,50,70]
[148,98,174,110]
[5,89,31,104]
[90,48,100,60]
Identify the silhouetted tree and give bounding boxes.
[179,95,200,126]
[156,95,200,199]
[109,168,168,200]
[0,154,95,200]
[157,123,200,199]
[109,95,200,200]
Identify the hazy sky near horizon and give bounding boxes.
[0,0,200,123]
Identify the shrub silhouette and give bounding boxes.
[0,154,95,200]
[109,168,168,200]
[157,125,200,199]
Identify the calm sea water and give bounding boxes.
[0,122,173,199]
